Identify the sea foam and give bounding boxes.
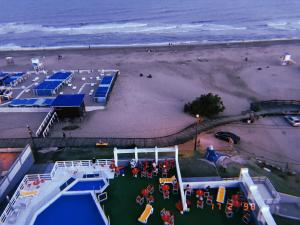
[0,22,247,36]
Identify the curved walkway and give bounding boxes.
[1,101,299,148]
[0,101,300,148]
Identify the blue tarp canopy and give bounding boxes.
[48,72,72,81]
[9,98,55,107]
[3,77,17,85]
[33,81,62,96]
[94,86,109,98]
[10,98,37,106]
[52,94,85,107]
[34,81,62,90]
[0,72,8,77]
[100,76,113,85]
[204,146,221,164]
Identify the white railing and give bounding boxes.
[41,112,58,138]
[240,169,277,225]
[174,146,187,212]
[0,158,113,224]
[0,145,33,208]
[35,109,54,137]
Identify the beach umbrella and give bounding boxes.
[196,189,204,197]
[132,168,139,175]
[32,179,40,186]
[232,194,239,201]
[162,184,170,191]
[161,214,170,222]
[109,163,115,169]
[233,200,241,208]
[141,189,149,197]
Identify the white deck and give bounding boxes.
[0,159,114,225]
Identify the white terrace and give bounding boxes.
[1,146,278,225]
[0,159,114,225]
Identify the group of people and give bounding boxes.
[131,159,175,179]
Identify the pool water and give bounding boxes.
[34,194,106,225]
[68,180,105,191]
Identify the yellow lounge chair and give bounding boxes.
[159,175,176,184]
[216,186,226,203]
[138,204,153,224]
[19,190,39,197]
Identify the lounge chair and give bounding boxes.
[19,190,39,197]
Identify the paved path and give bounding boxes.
[0,104,298,148]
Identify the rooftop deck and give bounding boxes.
[0,147,281,225]
[0,159,114,225]
[104,168,247,225]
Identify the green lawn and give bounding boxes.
[103,167,249,225]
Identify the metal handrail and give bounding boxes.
[35,109,54,137]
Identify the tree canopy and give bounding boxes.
[184,93,225,117]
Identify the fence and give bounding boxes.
[252,177,281,205]
[239,169,276,225]
[41,112,58,138]
[251,100,300,111]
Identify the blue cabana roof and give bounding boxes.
[34,81,62,90]
[52,94,85,107]
[94,86,109,98]
[3,77,17,85]
[9,98,55,107]
[0,72,8,77]
[100,76,113,85]
[48,72,72,81]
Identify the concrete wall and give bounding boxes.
[0,145,35,203]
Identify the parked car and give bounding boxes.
[284,116,300,127]
[215,131,240,144]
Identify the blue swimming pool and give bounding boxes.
[33,194,106,225]
[68,179,105,191]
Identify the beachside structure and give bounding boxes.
[94,71,118,105]
[33,71,73,96]
[51,94,85,118]
[9,98,55,107]
[0,72,28,87]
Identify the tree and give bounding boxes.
[184,93,225,117]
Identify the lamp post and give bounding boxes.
[26,125,35,148]
[194,114,200,151]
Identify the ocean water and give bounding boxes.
[0,0,300,49]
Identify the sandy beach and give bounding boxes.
[1,40,300,138]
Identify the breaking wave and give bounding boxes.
[0,22,247,35]
[267,20,300,31]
